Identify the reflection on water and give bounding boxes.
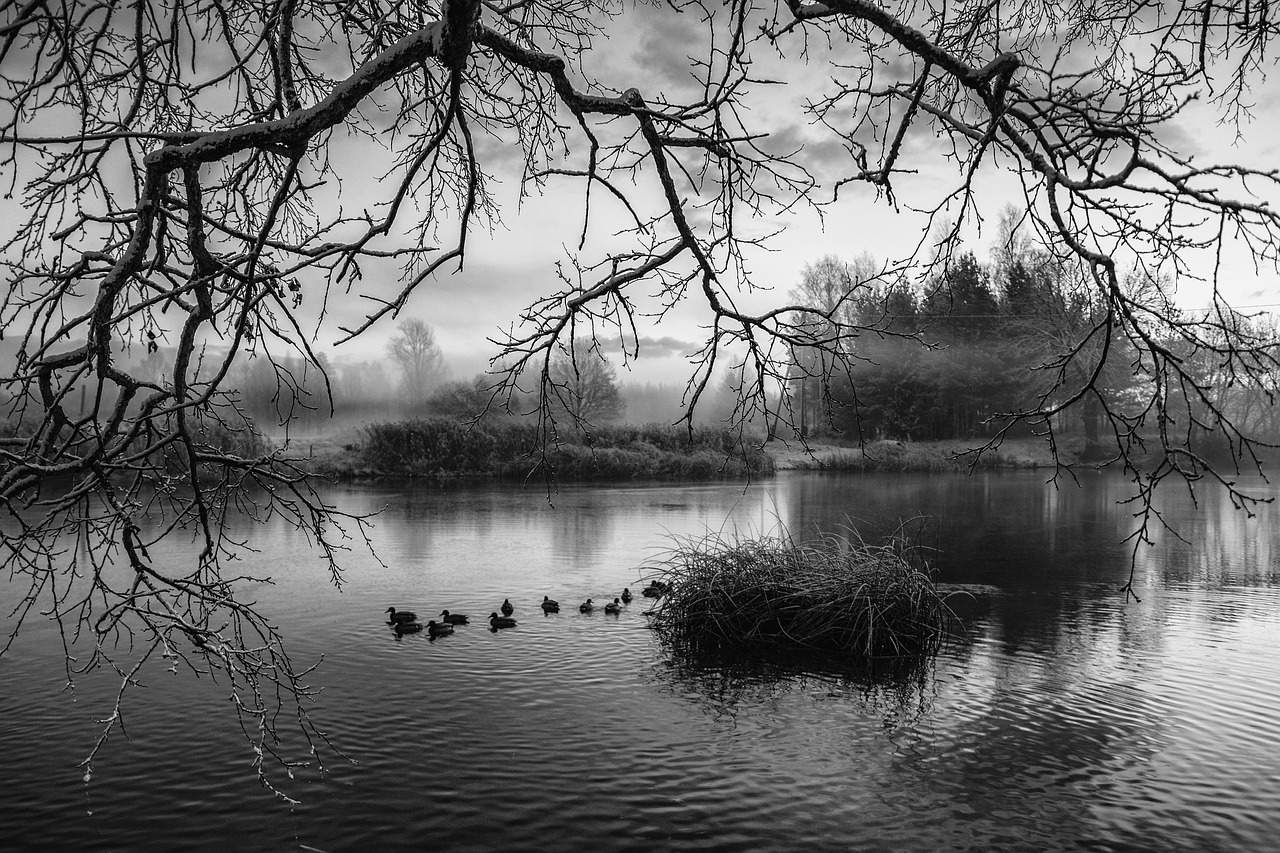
[4,471,1280,851]
[651,639,937,730]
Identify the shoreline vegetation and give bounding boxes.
[293,418,1077,482]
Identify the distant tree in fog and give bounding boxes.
[332,360,397,420]
[547,338,625,428]
[428,374,509,421]
[788,240,1156,444]
[387,319,447,407]
[233,353,332,432]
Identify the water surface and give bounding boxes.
[3,470,1278,851]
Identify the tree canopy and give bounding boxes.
[3,0,1280,793]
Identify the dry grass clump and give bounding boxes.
[646,529,957,658]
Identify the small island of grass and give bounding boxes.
[645,529,960,659]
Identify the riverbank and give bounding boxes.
[283,420,1075,481]
[765,435,1069,471]
[299,419,775,481]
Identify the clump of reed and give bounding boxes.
[646,528,958,659]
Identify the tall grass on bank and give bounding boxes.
[799,439,1033,472]
[350,419,773,480]
[645,528,959,658]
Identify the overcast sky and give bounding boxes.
[309,5,1280,387]
[13,5,1279,388]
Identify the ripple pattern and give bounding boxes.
[6,476,1280,852]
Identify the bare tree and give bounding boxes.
[387,319,447,406]
[3,0,1280,790]
[547,337,626,428]
[793,255,889,329]
[786,252,906,436]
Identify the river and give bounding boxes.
[3,470,1279,851]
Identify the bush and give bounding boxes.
[645,527,959,658]
[357,419,773,480]
[198,415,274,458]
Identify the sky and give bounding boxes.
[307,3,1280,389]
[8,3,1280,390]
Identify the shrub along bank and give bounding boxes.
[323,419,774,481]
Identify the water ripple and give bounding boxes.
[8,476,1280,851]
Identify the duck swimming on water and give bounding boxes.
[541,597,560,613]
[604,598,622,615]
[439,610,469,625]
[426,620,454,638]
[620,588,633,603]
[489,612,517,630]
[500,598,515,617]
[579,598,594,613]
[386,607,419,624]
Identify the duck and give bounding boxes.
[642,580,669,598]
[426,620,454,638]
[500,598,514,617]
[541,597,560,613]
[579,598,594,613]
[604,598,622,615]
[489,612,517,630]
[439,610,469,625]
[620,588,633,603]
[393,620,424,635]
[386,607,419,624]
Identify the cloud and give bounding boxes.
[756,122,855,184]
[637,334,697,358]
[625,5,709,95]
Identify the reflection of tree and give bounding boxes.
[771,472,1142,649]
[548,492,617,567]
[1136,481,1280,596]
[895,655,1165,850]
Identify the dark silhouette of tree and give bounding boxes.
[922,252,1001,342]
[1004,259,1062,321]
[4,0,1280,791]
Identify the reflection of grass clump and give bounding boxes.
[646,529,957,658]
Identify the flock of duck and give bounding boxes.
[385,580,671,638]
